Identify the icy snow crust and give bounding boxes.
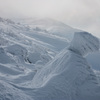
[0,17,100,100]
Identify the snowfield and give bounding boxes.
[0,17,100,100]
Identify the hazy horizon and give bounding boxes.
[0,0,100,37]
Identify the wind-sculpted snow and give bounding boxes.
[0,81,32,100]
[19,18,81,41]
[31,32,100,100]
[86,52,100,70]
[0,17,15,24]
[0,48,15,64]
[0,17,100,100]
[32,51,100,100]
[69,32,100,56]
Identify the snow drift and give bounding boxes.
[69,32,99,56]
[31,32,100,100]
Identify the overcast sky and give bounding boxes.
[0,0,100,37]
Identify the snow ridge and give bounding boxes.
[31,32,100,100]
[68,32,100,56]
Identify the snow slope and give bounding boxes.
[0,17,100,100]
[17,18,81,41]
[0,17,58,100]
[30,32,100,100]
[0,80,32,100]
[86,52,100,70]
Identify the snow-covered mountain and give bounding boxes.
[0,17,100,100]
[16,18,81,41]
[14,17,100,70]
